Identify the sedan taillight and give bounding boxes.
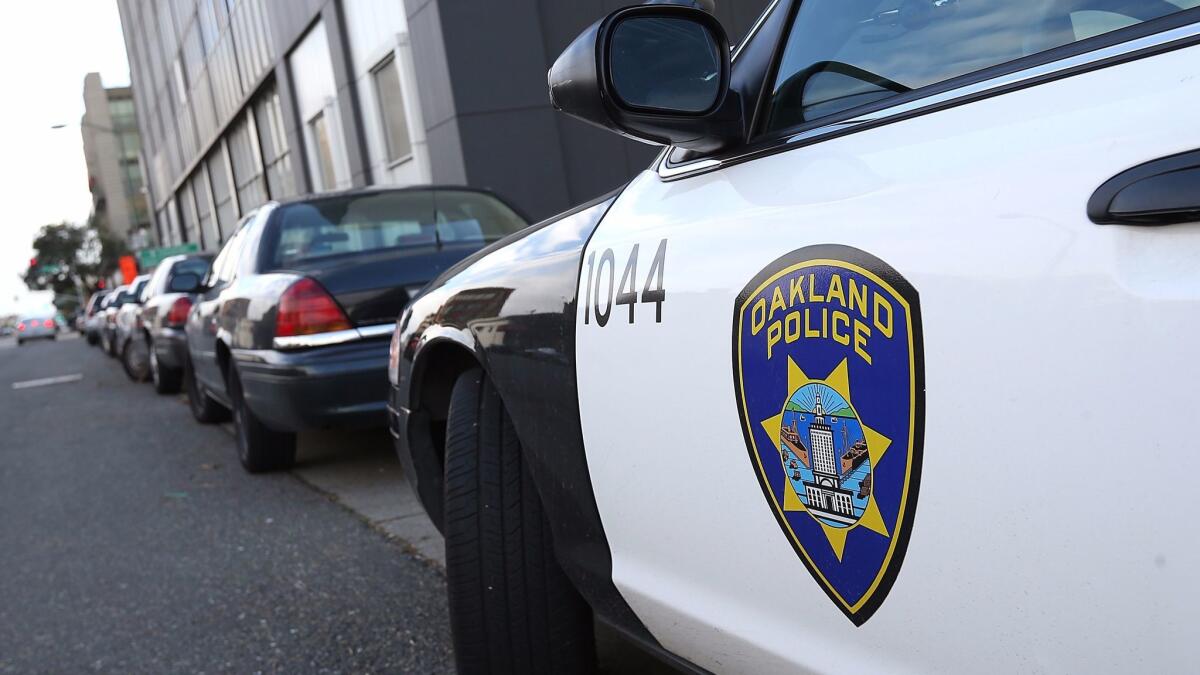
[165,297,193,328]
[275,278,352,338]
[43,319,54,328]
[16,323,25,331]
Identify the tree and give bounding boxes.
[24,223,86,298]
[22,222,129,315]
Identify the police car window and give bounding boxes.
[762,0,1196,133]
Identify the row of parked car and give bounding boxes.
[80,185,527,472]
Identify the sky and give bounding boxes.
[0,2,131,316]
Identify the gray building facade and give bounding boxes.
[81,73,153,249]
[117,0,768,249]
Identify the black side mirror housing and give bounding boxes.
[168,272,202,294]
[549,4,743,153]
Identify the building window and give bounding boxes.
[309,111,337,191]
[228,112,267,212]
[372,55,412,163]
[253,85,295,199]
[208,150,237,242]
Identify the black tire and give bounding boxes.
[15,339,23,347]
[444,369,595,675]
[228,368,296,473]
[149,339,183,394]
[121,337,150,382]
[86,332,99,346]
[184,353,230,424]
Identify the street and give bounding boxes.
[0,333,454,673]
[0,334,668,674]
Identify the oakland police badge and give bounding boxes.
[732,245,924,625]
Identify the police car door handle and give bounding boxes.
[1089,148,1200,226]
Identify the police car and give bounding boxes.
[389,0,1200,672]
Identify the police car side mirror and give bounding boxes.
[549,5,742,153]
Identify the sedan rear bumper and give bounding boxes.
[232,337,391,432]
[18,326,56,340]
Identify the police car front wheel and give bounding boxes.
[443,368,596,675]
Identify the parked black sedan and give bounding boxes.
[184,186,528,473]
[119,253,214,389]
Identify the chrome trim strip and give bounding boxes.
[357,323,397,339]
[732,0,780,60]
[272,322,396,350]
[658,20,1200,181]
[659,157,722,179]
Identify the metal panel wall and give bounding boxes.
[403,0,772,221]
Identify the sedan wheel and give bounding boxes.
[149,339,183,394]
[122,336,151,382]
[228,368,296,473]
[184,354,230,424]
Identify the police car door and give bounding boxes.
[575,2,1200,673]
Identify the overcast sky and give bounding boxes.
[0,2,131,316]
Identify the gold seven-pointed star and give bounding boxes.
[759,357,891,561]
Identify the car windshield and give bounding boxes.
[263,190,528,270]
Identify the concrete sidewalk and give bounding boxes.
[209,414,445,569]
[291,429,445,567]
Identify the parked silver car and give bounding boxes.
[102,277,150,357]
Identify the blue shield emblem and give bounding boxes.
[732,245,924,625]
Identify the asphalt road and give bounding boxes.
[0,334,454,674]
[0,333,673,675]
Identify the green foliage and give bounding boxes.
[23,223,86,296]
[23,222,130,307]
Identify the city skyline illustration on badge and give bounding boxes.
[733,245,924,626]
[758,359,893,561]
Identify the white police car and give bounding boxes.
[390,0,1200,672]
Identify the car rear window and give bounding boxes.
[264,190,528,270]
[172,257,212,279]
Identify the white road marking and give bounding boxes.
[11,374,84,390]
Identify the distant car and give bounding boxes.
[125,253,214,391]
[185,186,528,473]
[15,315,58,346]
[82,291,111,346]
[112,274,153,365]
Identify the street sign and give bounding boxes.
[135,243,200,269]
